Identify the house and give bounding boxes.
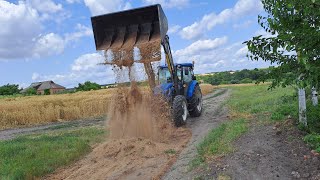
[21,81,66,95]
[100,83,117,89]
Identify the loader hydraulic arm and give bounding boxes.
[161,35,179,96]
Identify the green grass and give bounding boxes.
[0,127,106,180]
[304,134,320,153]
[226,85,297,121]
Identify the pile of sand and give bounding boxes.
[47,129,191,180]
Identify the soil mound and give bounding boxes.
[47,128,191,180]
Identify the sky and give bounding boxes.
[0,0,272,88]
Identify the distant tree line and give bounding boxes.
[197,68,269,85]
[75,81,101,91]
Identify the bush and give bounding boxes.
[306,101,320,133]
[24,88,37,95]
[240,78,253,84]
[76,81,101,91]
[230,79,240,84]
[304,134,320,152]
[44,89,50,95]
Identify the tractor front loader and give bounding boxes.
[91,4,203,126]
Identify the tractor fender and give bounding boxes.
[187,80,198,100]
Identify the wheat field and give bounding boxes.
[200,83,215,96]
[0,84,214,129]
[0,89,116,129]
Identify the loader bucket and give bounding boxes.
[91,4,168,51]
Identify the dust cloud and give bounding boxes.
[106,40,174,142]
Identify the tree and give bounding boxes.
[76,81,101,91]
[25,88,37,95]
[0,84,21,95]
[44,89,50,95]
[245,0,320,89]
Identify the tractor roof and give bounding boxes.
[159,63,193,68]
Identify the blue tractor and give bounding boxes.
[155,60,203,126]
[91,4,203,126]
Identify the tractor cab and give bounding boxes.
[157,63,199,102]
[158,63,195,84]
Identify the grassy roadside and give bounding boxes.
[0,127,106,179]
[191,84,320,168]
[190,118,248,168]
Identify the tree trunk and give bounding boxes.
[298,88,307,126]
[311,87,318,106]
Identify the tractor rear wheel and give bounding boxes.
[173,95,188,127]
[189,85,203,117]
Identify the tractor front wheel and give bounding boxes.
[173,95,188,127]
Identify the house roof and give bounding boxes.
[37,81,65,90]
[21,81,65,93]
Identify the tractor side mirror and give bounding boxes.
[192,75,197,80]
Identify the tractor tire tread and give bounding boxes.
[189,85,202,117]
[173,95,187,127]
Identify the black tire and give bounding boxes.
[189,85,203,117]
[173,95,188,127]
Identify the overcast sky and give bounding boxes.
[0,0,271,88]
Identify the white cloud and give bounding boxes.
[0,1,90,61]
[66,0,81,3]
[65,24,92,42]
[32,53,115,87]
[235,46,248,57]
[180,0,263,40]
[0,1,41,59]
[27,0,63,13]
[143,0,189,8]
[84,0,132,16]
[233,20,253,29]
[168,25,181,34]
[33,33,65,58]
[174,37,228,57]
[71,53,104,71]
[173,40,270,74]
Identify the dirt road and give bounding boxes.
[201,121,320,180]
[0,117,105,140]
[163,88,230,179]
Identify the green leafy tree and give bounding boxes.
[245,0,320,89]
[44,89,50,95]
[25,88,37,95]
[76,81,101,91]
[0,84,21,95]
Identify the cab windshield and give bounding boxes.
[158,67,182,84]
